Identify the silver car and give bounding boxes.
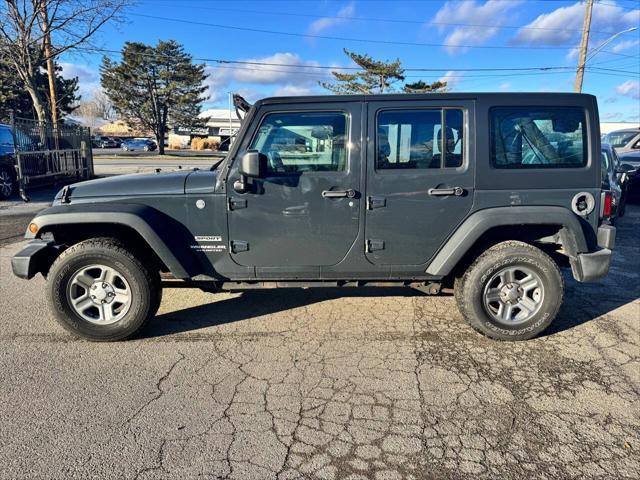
[605,128,640,154]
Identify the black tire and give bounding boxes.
[0,166,16,199]
[455,240,563,341]
[47,238,162,341]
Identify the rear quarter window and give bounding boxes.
[490,107,587,169]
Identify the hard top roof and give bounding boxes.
[255,92,597,106]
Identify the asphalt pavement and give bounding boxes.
[0,204,638,478]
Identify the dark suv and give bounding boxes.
[11,93,616,342]
[0,124,17,199]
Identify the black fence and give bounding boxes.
[10,115,94,200]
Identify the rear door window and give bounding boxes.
[490,107,587,168]
[376,108,464,170]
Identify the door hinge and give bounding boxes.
[228,197,247,210]
[230,240,249,253]
[366,239,385,253]
[367,196,386,210]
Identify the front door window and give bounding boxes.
[249,112,348,174]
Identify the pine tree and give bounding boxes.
[320,49,405,94]
[320,49,448,95]
[100,40,208,155]
[403,80,448,93]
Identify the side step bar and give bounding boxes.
[160,280,443,295]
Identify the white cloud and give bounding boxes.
[272,85,316,97]
[513,2,639,46]
[602,111,624,121]
[610,39,640,53]
[499,82,511,91]
[439,71,463,89]
[60,62,101,98]
[566,47,579,61]
[431,1,523,54]
[307,3,355,35]
[615,80,640,99]
[204,53,329,103]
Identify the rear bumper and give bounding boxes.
[571,225,616,282]
[11,240,55,279]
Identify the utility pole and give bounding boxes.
[574,0,594,93]
[40,3,59,127]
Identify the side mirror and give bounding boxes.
[616,163,636,174]
[239,150,267,178]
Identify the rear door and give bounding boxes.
[365,100,475,266]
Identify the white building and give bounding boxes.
[169,108,242,151]
[600,122,639,134]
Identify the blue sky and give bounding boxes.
[60,0,639,121]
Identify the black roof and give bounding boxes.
[255,92,597,106]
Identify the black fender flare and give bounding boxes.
[425,206,589,276]
[27,203,200,279]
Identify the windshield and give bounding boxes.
[606,131,637,148]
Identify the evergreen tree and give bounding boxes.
[320,49,405,94]
[320,49,449,95]
[403,80,448,93]
[101,40,208,155]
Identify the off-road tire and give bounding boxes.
[455,240,563,341]
[0,166,16,199]
[47,238,162,341]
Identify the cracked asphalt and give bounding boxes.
[0,208,638,479]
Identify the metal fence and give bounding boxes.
[10,115,94,200]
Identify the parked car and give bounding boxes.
[0,124,17,199]
[12,93,617,342]
[601,143,634,219]
[604,128,640,154]
[93,136,120,149]
[121,138,157,151]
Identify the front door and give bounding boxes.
[365,100,475,266]
[227,103,362,274]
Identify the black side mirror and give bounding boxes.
[239,150,267,178]
[616,163,636,174]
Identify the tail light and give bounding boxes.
[601,191,613,219]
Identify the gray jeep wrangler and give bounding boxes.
[12,93,616,342]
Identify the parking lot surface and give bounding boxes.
[0,208,638,479]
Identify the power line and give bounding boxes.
[81,46,639,76]
[131,13,613,51]
[141,1,625,36]
[73,46,573,72]
[91,47,639,80]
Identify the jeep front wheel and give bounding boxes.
[455,240,564,341]
[47,238,161,341]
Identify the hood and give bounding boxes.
[58,170,194,200]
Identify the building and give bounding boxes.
[169,108,242,151]
[600,122,639,134]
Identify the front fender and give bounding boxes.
[425,206,590,277]
[27,203,199,279]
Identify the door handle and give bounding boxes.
[322,189,356,199]
[428,187,464,197]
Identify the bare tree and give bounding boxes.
[93,88,115,120]
[0,0,129,123]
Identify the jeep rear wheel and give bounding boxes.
[47,238,161,341]
[455,241,563,341]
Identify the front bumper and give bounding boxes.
[11,240,55,279]
[571,225,616,282]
